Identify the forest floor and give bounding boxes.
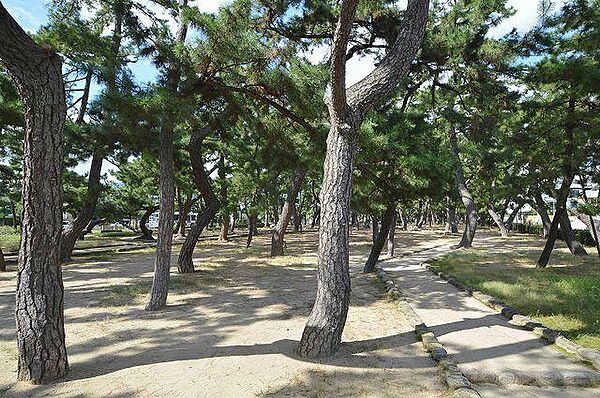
[0,228,456,398]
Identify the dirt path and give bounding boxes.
[0,229,451,398]
[380,239,600,398]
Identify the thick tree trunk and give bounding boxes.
[139,205,158,241]
[450,131,477,248]
[0,5,68,383]
[177,128,219,274]
[533,193,552,238]
[271,167,307,256]
[364,205,396,272]
[60,152,103,260]
[488,207,509,238]
[387,211,397,257]
[537,209,562,268]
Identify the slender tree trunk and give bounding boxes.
[0,5,68,382]
[371,215,379,243]
[446,204,458,234]
[271,167,307,256]
[399,208,408,230]
[533,193,552,238]
[246,214,258,248]
[10,200,18,231]
[176,194,193,238]
[0,247,6,272]
[450,131,477,248]
[60,152,103,260]
[488,207,509,237]
[364,205,395,272]
[505,202,523,231]
[230,210,236,233]
[387,211,397,257]
[538,208,562,268]
[177,128,219,274]
[139,205,158,240]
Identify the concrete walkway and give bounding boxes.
[380,245,600,398]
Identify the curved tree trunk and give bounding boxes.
[60,152,103,260]
[450,131,477,248]
[271,167,307,256]
[488,207,509,238]
[139,205,159,241]
[364,205,396,272]
[0,4,68,383]
[177,128,219,274]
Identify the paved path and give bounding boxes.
[380,245,600,398]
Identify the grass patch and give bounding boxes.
[0,225,20,252]
[431,248,600,350]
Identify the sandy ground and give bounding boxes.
[0,228,454,398]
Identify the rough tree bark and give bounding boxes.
[450,130,477,248]
[60,152,103,260]
[177,127,220,274]
[364,205,396,272]
[146,2,188,310]
[0,4,68,383]
[488,207,508,238]
[271,167,307,256]
[297,0,429,358]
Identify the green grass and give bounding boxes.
[431,249,600,350]
[0,225,20,252]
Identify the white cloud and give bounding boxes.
[4,5,42,31]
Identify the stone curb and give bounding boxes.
[374,266,482,397]
[422,261,600,374]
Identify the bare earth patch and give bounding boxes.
[0,228,451,397]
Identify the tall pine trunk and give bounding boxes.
[0,4,68,382]
[271,167,307,256]
[533,193,552,238]
[364,205,396,272]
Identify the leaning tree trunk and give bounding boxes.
[177,128,220,274]
[0,5,68,383]
[505,202,523,231]
[558,210,588,255]
[60,152,103,260]
[364,205,396,272]
[488,207,508,238]
[450,131,477,248]
[271,167,307,256]
[387,211,397,257]
[297,0,429,359]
